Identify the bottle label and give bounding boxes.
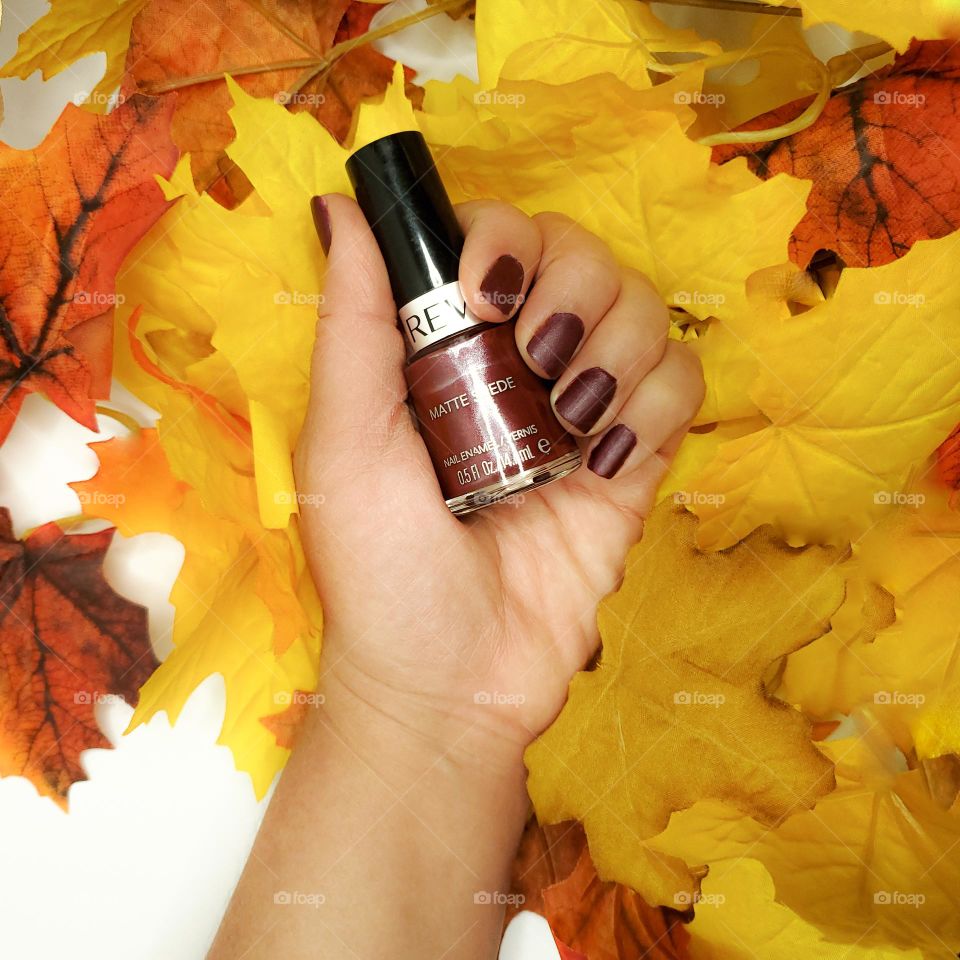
[405,324,580,502]
[398,281,485,354]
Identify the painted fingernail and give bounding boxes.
[479,254,524,315]
[527,312,584,379]
[310,195,331,256]
[588,424,637,479]
[555,367,617,432]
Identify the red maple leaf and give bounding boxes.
[0,509,157,806]
[713,40,960,269]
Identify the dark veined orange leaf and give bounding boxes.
[123,0,402,205]
[0,94,176,442]
[713,40,960,268]
[0,509,157,806]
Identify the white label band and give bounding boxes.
[398,281,486,354]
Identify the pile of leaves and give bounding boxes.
[2,0,960,957]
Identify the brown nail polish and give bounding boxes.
[479,255,524,316]
[346,133,581,515]
[310,195,331,256]
[588,424,637,478]
[527,312,584,378]
[555,367,617,432]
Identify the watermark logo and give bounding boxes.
[274,690,326,707]
[274,91,326,107]
[674,90,726,106]
[874,890,925,907]
[76,490,126,507]
[873,491,925,507]
[674,290,726,308]
[473,891,525,906]
[274,890,326,908]
[74,691,126,706]
[674,891,726,907]
[274,290,325,307]
[274,491,326,507]
[673,490,726,507]
[874,690,925,707]
[74,291,125,307]
[873,290,925,307]
[473,690,526,707]
[473,90,526,107]
[674,690,725,707]
[874,90,926,107]
[73,91,127,109]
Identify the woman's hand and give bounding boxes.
[296,194,704,764]
[210,196,703,960]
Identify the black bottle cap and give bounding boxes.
[346,131,463,310]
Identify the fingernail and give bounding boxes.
[555,367,617,432]
[527,312,584,379]
[479,254,524,316]
[311,195,331,256]
[588,424,637,479]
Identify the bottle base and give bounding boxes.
[445,449,582,516]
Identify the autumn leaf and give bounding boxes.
[0,0,147,106]
[686,858,925,960]
[714,41,960,270]
[71,427,321,796]
[122,0,401,202]
[525,504,845,907]
[0,94,176,444]
[508,818,691,960]
[0,508,156,806]
[688,228,960,550]
[764,0,960,53]
[655,731,960,956]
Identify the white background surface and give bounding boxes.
[0,1,556,957]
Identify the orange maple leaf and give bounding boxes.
[0,94,177,442]
[0,509,157,806]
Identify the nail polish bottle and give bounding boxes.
[346,131,581,515]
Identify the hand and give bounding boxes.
[295,195,705,769]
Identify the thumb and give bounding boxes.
[296,193,443,516]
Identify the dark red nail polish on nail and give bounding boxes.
[588,424,637,478]
[555,367,617,432]
[527,312,584,378]
[479,255,524,316]
[310,195,331,256]
[346,132,581,515]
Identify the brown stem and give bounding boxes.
[650,0,802,16]
[141,0,467,96]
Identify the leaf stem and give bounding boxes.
[141,0,467,96]
[650,0,802,16]
[94,404,143,435]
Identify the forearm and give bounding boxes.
[209,663,531,959]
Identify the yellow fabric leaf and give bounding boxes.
[781,479,960,756]
[475,0,718,90]
[766,0,959,53]
[689,231,960,549]
[0,0,147,104]
[524,503,845,906]
[655,731,960,956]
[420,77,809,325]
[687,858,923,960]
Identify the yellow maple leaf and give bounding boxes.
[525,503,845,907]
[420,76,809,325]
[655,729,960,956]
[765,0,958,53]
[781,477,960,758]
[0,0,147,105]
[687,858,924,960]
[688,231,960,550]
